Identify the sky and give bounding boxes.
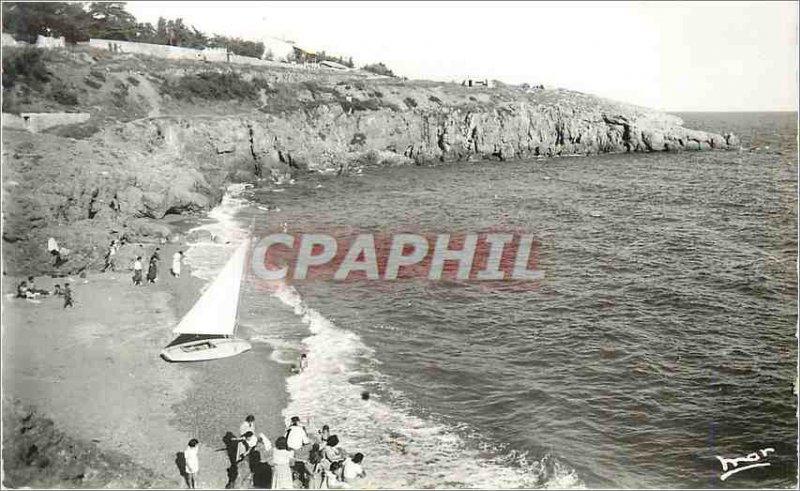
[126,1,799,111]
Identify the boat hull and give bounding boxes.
[160,337,252,362]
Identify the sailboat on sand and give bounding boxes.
[161,239,252,362]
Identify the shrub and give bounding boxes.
[403,97,417,109]
[2,48,50,88]
[340,98,380,113]
[162,71,260,101]
[89,69,106,81]
[49,81,79,105]
[126,76,140,86]
[362,62,395,77]
[429,95,442,104]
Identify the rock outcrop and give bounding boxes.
[1,50,739,276]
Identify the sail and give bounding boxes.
[173,239,249,336]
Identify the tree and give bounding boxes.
[2,2,93,43]
[209,35,264,58]
[87,2,138,40]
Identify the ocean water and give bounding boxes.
[187,112,797,488]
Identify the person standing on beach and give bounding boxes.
[63,283,74,308]
[172,250,184,277]
[147,256,158,284]
[239,415,256,437]
[286,416,310,451]
[184,439,200,489]
[271,436,295,489]
[102,241,117,272]
[232,431,258,488]
[299,354,308,372]
[132,257,143,285]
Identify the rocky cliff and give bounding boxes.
[1,47,739,276]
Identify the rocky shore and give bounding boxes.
[2,47,740,277]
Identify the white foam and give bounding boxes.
[272,282,585,489]
[183,184,251,281]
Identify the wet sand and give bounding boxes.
[2,240,289,488]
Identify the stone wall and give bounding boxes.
[2,112,91,133]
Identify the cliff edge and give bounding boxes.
[1,47,739,275]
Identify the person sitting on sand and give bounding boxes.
[342,453,366,482]
[132,257,143,286]
[147,256,158,284]
[184,438,200,489]
[151,247,161,263]
[286,416,310,451]
[52,284,63,296]
[324,461,350,489]
[16,281,29,299]
[63,283,74,308]
[239,415,256,437]
[172,250,184,277]
[26,276,49,297]
[321,435,346,469]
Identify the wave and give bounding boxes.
[183,183,252,281]
[271,282,584,489]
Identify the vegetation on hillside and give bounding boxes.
[1,2,399,71]
[362,62,395,77]
[161,71,270,102]
[1,47,50,89]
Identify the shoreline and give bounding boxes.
[2,207,290,488]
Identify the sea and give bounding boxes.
[184,112,797,488]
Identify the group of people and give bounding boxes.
[131,247,184,286]
[183,414,367,490]
[15,276,73,308]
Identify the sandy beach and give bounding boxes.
[2,238,289,488]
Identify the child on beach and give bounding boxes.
[172,250,184,277]
[299,354,309,372]
[132,257,143,285]
[63,283,74,308]
[324,461,350,489]
[318,425,330,448]
[184,439,200,489]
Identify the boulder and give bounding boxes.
[126,218,172,241]
[641,130,665,152]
